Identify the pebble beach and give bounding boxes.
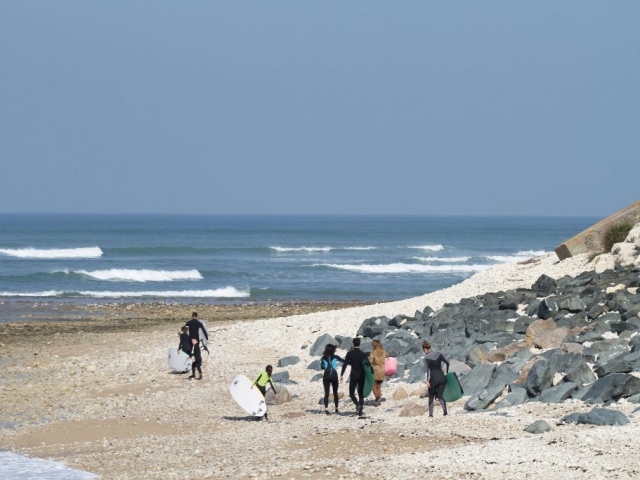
[2,252,640,479]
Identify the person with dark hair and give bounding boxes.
[369,339,388,407]
[188,338,203,380]
[320,344,345,415]
[422,340,450,417]
[185,312,209,354]
[178,326,191,355]
[253,365,279,421]
[340,337,369,416]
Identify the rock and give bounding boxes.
[265,384,291,405]
[399,400,428,417]
[310,334,338,356]
[560,408,630,426]
[514,316,535,334]
[524,420,552,434]
[581,373,629,404]
[334,335,352,350]
[278,356,300,368]
[271,371,296,385]
[307,359,321,370]
[556,295,586,313]
[525,359,553,397]
[459,364,496,396]
[539,382,578,403]
[494,387,528,409]
[405,362,425,384]
[537,298,559,320]
[310,373,323,382]
[356,316,391,339]
[463,384,506,411]
[448,359,472,376]
[526,318,558,346]
[532,275,557,297]
[393,386,409,401]
[487,342,529,363]
[466,346,489,366]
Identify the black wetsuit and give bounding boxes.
[341,348,368,412]
[321,354,345,410]
[189,342,202,378]
[185,319,208,342]
[424,351,450,416]
[178,332,191,355]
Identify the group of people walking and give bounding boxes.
[320,337,450,417]
[178,312,208,380]
[176,312,451,419]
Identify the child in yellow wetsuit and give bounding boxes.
[253,365,280,421]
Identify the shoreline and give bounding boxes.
[4,252,640,479]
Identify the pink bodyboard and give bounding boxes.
[384,357,397,376]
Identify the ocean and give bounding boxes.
[0,214,596,304]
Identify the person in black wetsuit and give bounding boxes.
[178,326,191,355]
[320,344,345,415]
[340,337,369,416]
[185,312,209,354]
[422,340,450,417]
[188,338,203,380]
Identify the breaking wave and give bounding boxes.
[74,269,203,282]
[413,256,471,263]
[313,263,490,274]
[0,247,103,259]
[270,246,377,253]
[486,250,550,263]
[0,287,249,299]
[406,245,445,251]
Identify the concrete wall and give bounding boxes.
[555,199,640,260]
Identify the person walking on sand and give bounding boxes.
[188,338,203,380]
[369,340,388,407]
[253,365,279,421]
[178,326,191,355]
[340,337,369,416]
[320,344,345,415]
[185,312,209,354]
[422,340,450,417]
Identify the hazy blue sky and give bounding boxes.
[1,2,638,216]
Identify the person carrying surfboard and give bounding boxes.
[253,365,279,421]
[178,326,191,355]
[340,337,369,416]
[369,340,388,407]
[422,340,450,417]
[185,312,209,354]
[320,344,345,415]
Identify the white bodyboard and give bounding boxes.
[168,347,191,372]
[199,320,208,348]
[229,374,267,417]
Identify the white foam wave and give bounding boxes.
[0,247,103,259]
[406,245,445,251]
[486,250,550,263]
[75,269,203,282]
[0,451,98,479]
[413,256,470,263]
[314,263,490,274]
[271,246,333,253]
[0,287,249,298]
[343,246,377,251]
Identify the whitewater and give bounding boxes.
[0,214,597,302]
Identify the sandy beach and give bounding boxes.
[2,252,640,479]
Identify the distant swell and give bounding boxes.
[74,269,203,282]
[0,287,249,298]
[0,247,103,259]
[406,245,445,252]
[413,256,470,263]
[313,263,490,274]
[270,246,377,253]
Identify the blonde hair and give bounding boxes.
[372,339,382,350]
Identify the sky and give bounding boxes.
[1,1,639,216]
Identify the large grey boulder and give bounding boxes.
[464,384,506,411]
[494,387,528,409]
[310,334,338,356]
[459,364,496,396]
[532,275,557,297]
[525,359,554,397]
[561,408,630,426]
[265,384,292,405]
[539,382,578,403]
[272,371,297,385]
[307,359,321,370]
[356,316,392,338]
[524,420,552,434]
[278,356,301,368]
[581,373,629,404]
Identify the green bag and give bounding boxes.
[442,372,464,402]
[362,359,375,397]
